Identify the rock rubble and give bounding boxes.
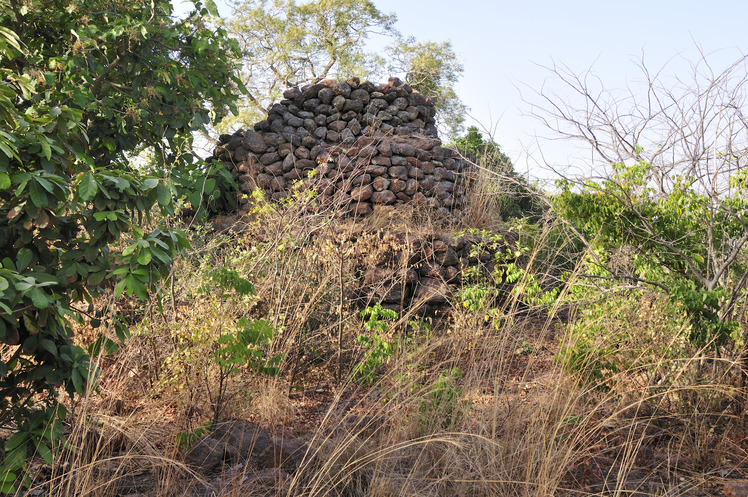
[211,77,473,217]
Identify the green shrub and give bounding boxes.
[418,368,471,433]
[354,304,399,384]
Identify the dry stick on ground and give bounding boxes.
[337,244,345,384]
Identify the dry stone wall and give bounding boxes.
[335,226,517,317]
[211,77,473,217]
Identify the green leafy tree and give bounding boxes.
[533,55,748,380]
[219,0,468,137]
[453,126,545,220]
[219,0,396,129]
[0,0,241,489]
[387,36,467,137]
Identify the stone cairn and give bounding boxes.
[210,77,473,218]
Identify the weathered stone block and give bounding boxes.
[371,190,396,204]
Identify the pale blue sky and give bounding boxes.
[190,0,747,180]
[369,0,746,179]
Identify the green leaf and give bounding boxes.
[15,280,34,291]
[122,243,138,256]
[137,251,152,265]
[5,432,27,452]
[0,481,16,494]
[204,178,216,195]
[87,271,106,286]
[205,0,219,16]
[29,288,51,310]
[36,443,53,465]
[29,180,48,207]
[156,183,171,206]
[39,338,57,355]
[142,178,159,190]
[79,174,98,201]
[16,248,32,270]
[0,172,9,190]
[39,139,52,160]
[0,469,15,486]
[71,368,84,393]
[114,278,126,299]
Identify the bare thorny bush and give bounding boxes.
[526,51,748,376]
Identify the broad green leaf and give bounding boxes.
[114,278,126,299]
[36,443,53,465]
[205,0,219,16]
[0,172,9,190]
[71,368,84,393]
[0,482,16,494]
[16,248,32,270]
[39,338,57,355]
[142,178,159,190]
[29,180,48,207]
[87,271,106,286]
[39,139,51,160]
[122,243,138,256]
[79,174,98,201]
[137,251,152,265]
[5,432,27,452]
[29,288,51,309]
[14,279,34,292]
[156,183,171,206]
[204,178,216,195]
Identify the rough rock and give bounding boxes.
[185,419,273,473]
[210,78,475,218]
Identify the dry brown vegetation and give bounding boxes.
[11,168,748,497]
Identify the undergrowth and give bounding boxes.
[3,170,748,497]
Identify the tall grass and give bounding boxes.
[11,167,748,496]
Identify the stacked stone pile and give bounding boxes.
[211,77,473,217]
[337,227,517,316]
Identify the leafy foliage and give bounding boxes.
[219,0,396,128]
[215,317,283,378]
[219,0,468,137]
[453,126,546,221]
[0,0,241,488]
[418,368,470,433]
[555,159,742,349]
[387,37,466,137]
[354,304,399,384]
[457,228,559,325]
[535,56,748,385]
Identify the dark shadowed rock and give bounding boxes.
[372,176,390,191]
[243,131,268,153]
[257,436,312,473]
[185,420,273,473]
[351,202,373,216]
[333,81,352,97]
[328,120,347,132]
[318,87,334,104]
[390,178,406,193]
[414,278,450,304]
[343,99,364,113]
[389,165,408,180]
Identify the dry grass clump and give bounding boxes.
[12,169,748,497]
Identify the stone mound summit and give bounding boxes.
[210,77,473,217]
